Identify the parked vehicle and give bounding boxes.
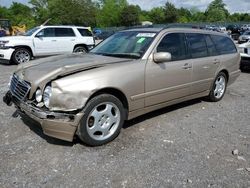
[0,25,95,64]
[238,31,250,44]
[241,24,250,31]
[238,41,250,69]
[226,24,242,40]
[3,28,240,146]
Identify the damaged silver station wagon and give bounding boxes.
[3,28,240,146]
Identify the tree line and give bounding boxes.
[0,0,250,29]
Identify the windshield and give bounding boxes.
[24,27,40,36]
[91,31,156,59]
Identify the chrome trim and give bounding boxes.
[9,74,31,101]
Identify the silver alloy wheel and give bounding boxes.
[74,47,86,54]
[214,75,226,99]
[86,102,121,141]
[15,49,30,63]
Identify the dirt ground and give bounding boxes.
[0,63,249,188]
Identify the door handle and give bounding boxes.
[182,63,192,69]
[70,39,75,41]
[51,40,57,42]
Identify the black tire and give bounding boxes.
[73,46,87,54]
[208,72,227,102]
[12,48,31,64]
[78,94,125,146]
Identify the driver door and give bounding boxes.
[33,28,60,56]
[145,33,192,106]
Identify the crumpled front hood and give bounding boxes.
[15,53,132,95]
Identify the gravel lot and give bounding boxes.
[0,62,249,188]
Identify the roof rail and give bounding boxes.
[163,23,205,29]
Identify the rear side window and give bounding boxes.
[204,35,218,56]
[77,28,92,36]
[211,35,237,55]
[186,33,208,58]
[157,33,188,61]
[55,28,75,37]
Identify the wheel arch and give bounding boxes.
[73,44,88,52]
[219,69,229,82]
[13,45,33,56]
[86,87,129,119]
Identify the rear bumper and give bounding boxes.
[3,91,84,142]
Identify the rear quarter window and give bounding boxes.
[211,35,237,55]
[55,28,75,37]
[77,28,93,37]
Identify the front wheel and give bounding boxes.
[208,72,227,102]
[78,94,125,146]
[12,48,31,64]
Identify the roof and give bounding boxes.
[40,25,90,29]
[120,27,229,37]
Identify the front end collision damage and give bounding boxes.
[18,101,84,142]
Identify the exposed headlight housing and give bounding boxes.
[35,89,42,103]
[43,86,52,108]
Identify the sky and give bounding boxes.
[1,0,250,13]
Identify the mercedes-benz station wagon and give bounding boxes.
[3,28,240,146]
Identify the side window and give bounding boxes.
[204,35,218,56]
[55,28,75,37]
[186,33,208,58]
[211,35,237,55]
[37,28,55,37]
[77,28,92,37]
[157,33,188,61]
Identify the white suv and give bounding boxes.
[0,25,95,64]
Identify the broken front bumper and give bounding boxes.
[3,91,84,142]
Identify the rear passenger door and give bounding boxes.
[145,33,192,106]
[186,33,220,95]
[54,28,76,53]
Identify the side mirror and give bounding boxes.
[153,52,172,63]
[36,32,44,38]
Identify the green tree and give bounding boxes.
[8,2,35,28]
[0,6,10,18]
[120,5,140,26]
[29,0,49,25]
[149,7,165,24]
[178,7,191,23]
[97,0,128,27]
[139,10,151,22]
[205,0,229,22]
[47,0,97,26]
[164,2,178,23]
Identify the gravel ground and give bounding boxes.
[0,62,249,188]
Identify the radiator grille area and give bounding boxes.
[9,74,31,101]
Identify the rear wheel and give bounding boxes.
[78,94,125,146]
[73,46,87,54]
[12,48,31,64]
[208,72,227,102]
